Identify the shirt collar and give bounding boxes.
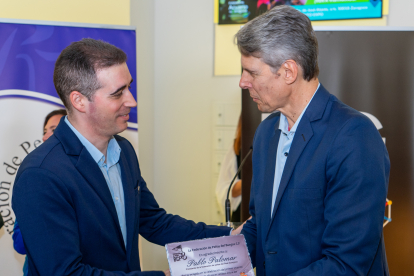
[279,83,320,135]
[106,138,121,168]
[64,116,121,167]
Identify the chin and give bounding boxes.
[257,104,275,113]
[118,124,129,134]
[257,105,267,113]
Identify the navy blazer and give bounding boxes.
[242,85,390,276]
[12,119,230,276]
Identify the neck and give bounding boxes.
[67,114,110,158]
[279,78,319,129]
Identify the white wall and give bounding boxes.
[132,0,241,272]
[131,0,414,272]
[388,1,414,26]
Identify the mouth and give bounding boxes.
[119,113,130,120]
[250,96,260,103]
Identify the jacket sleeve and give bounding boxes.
[240,195,257,268]
[240,125,262,269]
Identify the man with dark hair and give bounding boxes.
[236,6,390,276]
[12,39,234,276]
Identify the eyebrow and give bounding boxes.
[110,78,134,96]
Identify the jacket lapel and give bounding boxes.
[118,150,135,264]
[261,124,281,236]
[75,150,123,236]
[265,118,313,239]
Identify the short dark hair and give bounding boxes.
[53,38,127,111]
[235,5,319,81]
[43,109,67,128]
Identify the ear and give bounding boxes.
[281,60,298,85]
[69,91,88,113]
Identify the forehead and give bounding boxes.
[241,55,278,78]
[241,55,268,71]
[45,114,63,128]
[96,63,132,87]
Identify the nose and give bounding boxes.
[239,70,252,90]
[124,89,137,108]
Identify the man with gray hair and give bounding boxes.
[237,6,390,276]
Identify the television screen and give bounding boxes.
[218,0,383,24]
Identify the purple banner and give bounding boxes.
[0,22,137,125]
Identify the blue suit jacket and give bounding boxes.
[12,119,230,276]
[242,85,390,276]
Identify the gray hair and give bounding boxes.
[235,5,319,81]
[53,38,127,112]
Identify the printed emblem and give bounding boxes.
[172,245,187,262]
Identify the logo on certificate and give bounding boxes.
[172,245,188,262]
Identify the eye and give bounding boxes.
[113,91,123,98]
[244,70,255,78]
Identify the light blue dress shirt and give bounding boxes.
[271,84,320,217]
[65,117,127,246]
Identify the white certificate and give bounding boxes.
[165,235,254,276]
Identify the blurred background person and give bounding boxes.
[256,0,272,15]
[12,109,67,276]
[42,109,68,141]
[216,115,242,222]
[257,0,307,16]
[291,0,307,5]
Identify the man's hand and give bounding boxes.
[164,269,171,276]
[231,216,252,235]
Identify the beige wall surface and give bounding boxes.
[0,0,130,25]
